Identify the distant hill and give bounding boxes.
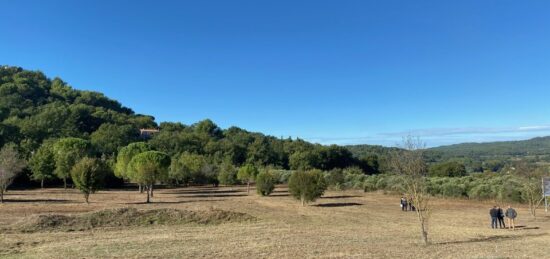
[424,136,550,161]
[348,137,550,163]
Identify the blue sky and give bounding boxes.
[2,0,550,147]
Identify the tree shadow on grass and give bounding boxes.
[0,199,73,203]
[314,202,363,207]
[269,193,290,197]
[435,232,547,245]
[176,194,248,198]
[320,195,362,199]
[124,199,226,205]
[164,189,245,195]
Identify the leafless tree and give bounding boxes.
[0,144,27,203]
[391,136,431,245]
[513,160,546,218]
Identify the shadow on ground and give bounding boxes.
[321,195,362,199]
[436,232,547,245]
[314,202,363,207]
[0,199,73,203]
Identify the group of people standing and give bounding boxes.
[489,205,517,230]
[400,197,415,211]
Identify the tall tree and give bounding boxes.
[29,142,56,188]
[127,151,171,203]
[114,142,151,191]
[52,137,90,189]
[0,144,26,203]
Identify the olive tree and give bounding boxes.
[0,144,26,203]
[29,142,56,188]
[128,151,171,203]
[237,163,259,194]
[114,142,151,192]
[53,137,90,189]
[256,169,275,196]
[391,136,430,245]
[288,169,327,206]
[70,157,108,203]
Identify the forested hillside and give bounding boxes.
[0,66,379,187]
[0,66,156,156]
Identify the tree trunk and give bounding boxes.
[63,178,67,189]
[247,181,250,195]
[420,219,429,245]
[301,195,306,206]
[0,189,3,203]
[146,187,150,203]
[41,179,44,189]
[84,193,89,204]
[150,184,154,197]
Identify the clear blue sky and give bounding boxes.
[2,0,550,147]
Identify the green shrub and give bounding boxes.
[218,162,238,186]
[325,168,345,190]
[468,184,494,200]
[288,170,327,206]
[255,171,275,196]
[441,182,466,198]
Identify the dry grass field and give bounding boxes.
[1,186,549,258]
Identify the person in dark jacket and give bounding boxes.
[489,206,499,229]
[497,206,506,228]
[400,197,408,211]
[505,205,517,230]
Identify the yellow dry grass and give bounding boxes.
[1,186,549,258]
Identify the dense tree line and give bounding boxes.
[0,66,379,191]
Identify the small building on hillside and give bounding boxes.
[140,128,160,139]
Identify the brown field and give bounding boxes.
[1,186,550,258]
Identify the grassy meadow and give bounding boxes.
[1,186,549,258]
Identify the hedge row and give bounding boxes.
[362,173,527,203]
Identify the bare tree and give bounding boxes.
[0,144,27,203]
[391,136,430,245]
[513,160,546,218]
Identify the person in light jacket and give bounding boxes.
[505,205,517,230]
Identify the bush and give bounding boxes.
[255,170,276,196]
[428,161,467,177]
[468,184,494,200]
[218,169,238,185]
[325,168,345,190]
[440,182,466,198]
[288,170,327,206]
